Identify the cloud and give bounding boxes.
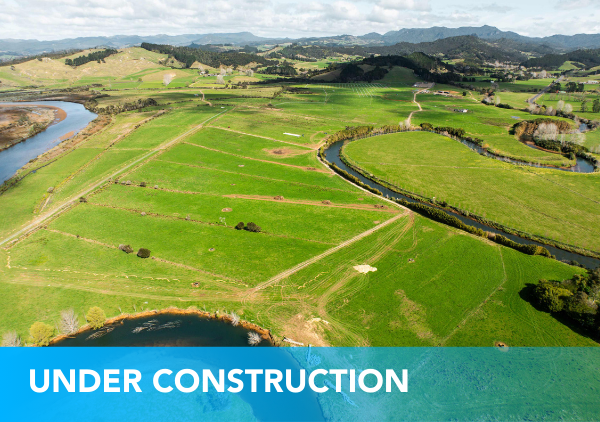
[0,0,598,40]
[376,0,431,11]
[556,0,599,10]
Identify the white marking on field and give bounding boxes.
[284,133,301,137]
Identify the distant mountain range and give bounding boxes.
[2,26,600,57]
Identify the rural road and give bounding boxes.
[528,75,564,104]
[0,107,230,248]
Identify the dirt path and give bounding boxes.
[247,210,409,294]
[223,194,401,212]
[406,89,425,126]
[0,108,230,248]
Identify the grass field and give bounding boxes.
[343,131,600,252]
[0,54,597,347]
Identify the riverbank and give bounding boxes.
[0,103,66,151]
[0,101,100,187]
[49,307,277,347]
[320,128,600,268]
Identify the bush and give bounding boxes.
[140,181,147,187]
[29,322,54,346]
[420,122,434,131]
[1,331,21,347]
[118,244,134,254]
[246,222,261,233]
[235,222,245,230]
[86,307,106,329]
[534,280,572,312]
[137,248,151,258]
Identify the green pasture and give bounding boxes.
[343,131,600,251]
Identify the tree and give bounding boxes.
[248,331,262,346]
[163,73,174,86]
[29,322,54,346]
[86,307,106,329]
[246,222,261,233]
[59,309,80,335]
[137,248,151,258]
[235,222,245,230]
[593,99,600,113]
[229,312,240,326]
[533,122,559,141]
[534,280,571,313]
[564,103,573,114]
[1,331,21,347]
[216,75,225,85]
[581,99,589,113]
[494,95,501,106]
[556,100,565,112]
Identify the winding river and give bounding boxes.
[0,101,97,184]
[325,139,600,269]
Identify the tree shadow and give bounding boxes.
[519,283,599,343]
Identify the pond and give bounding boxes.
[51,313,274,347]
[0,101,97,184]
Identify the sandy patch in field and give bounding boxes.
[282,313,330,347]
[354,265,377,274]
[263,147,310,158]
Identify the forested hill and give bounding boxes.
[140,42,276,68]
[522,49,600,69]
[365,36,528,63]
[272,36,547,64]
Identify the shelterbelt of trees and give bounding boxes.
[140,42,276,69]
[64,49,118,67]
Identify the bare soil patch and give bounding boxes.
[263,147,311,158]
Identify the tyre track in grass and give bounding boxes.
[247,210,409,294]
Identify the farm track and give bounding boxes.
[222,194,401,212]
[406,89,425,126]
[0,108,231,248]
[182,141,331,173]
[208,126,317,149]
[247,210,409,294]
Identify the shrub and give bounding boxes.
[29,322,54,346]
[420,122,434,131]
[140,181,147,187]
[248,331,262,346]
[235,222,245,230]
[534,280,572,313]
[246,222,261,233]
[79,196,87,203]
[1,331,21,347]
[118,244,134,254]
[59,309,79,334]
[137,248,151,258]
[86,307,106,329]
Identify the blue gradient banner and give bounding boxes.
[1,347,599,421]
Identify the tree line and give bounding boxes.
[64,49,118,66]
[141,42,276,69]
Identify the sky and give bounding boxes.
[0,0,599,40]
